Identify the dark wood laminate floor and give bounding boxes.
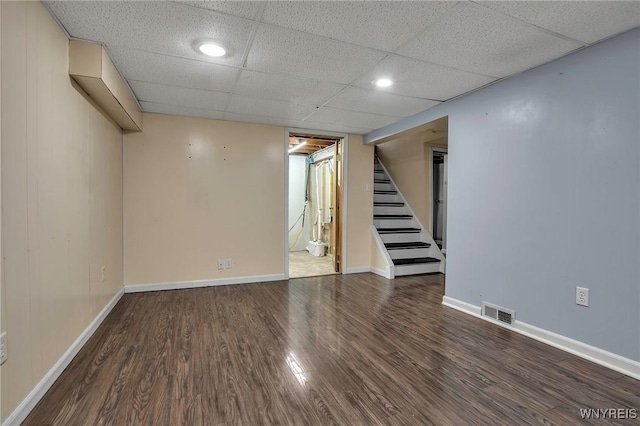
[25,273,639,425]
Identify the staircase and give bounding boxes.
[373,157,445,276]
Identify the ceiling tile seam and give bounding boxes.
[104,44,360,87]
[226,94,331,110]
[311,104,404,120]
[126,79,234,96]
[299,53,393,122]
[389,53,501,80]
[468,1,589,47]
[171,1,261,23]
[385,0,467,55]
[223,3,268,112]
[140,100,228,117]
[172,0,398,57]
[141,99,312,124]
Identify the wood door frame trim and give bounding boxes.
[284,128,348,279]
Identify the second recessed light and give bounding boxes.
[374,78,393,88]
[198,42,226,57]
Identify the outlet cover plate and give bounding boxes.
[576,286,589,307]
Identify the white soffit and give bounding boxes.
[397,2,585,78]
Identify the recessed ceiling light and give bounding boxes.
[198,42,226,57]
[374,78,393,88]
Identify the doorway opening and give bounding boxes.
[287,132,344,278]
[432,148,448,252]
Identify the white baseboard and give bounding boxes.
[2,288,125,426]
[442,296,640,380]
[370,266,392,279]
[124,274,286,293]
[343,266,371,274]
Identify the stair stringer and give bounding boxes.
[370,225,395,279]
[375,157,446,274]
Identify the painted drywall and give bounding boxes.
[1,1,124,420]
[376,134,448,234]
[288,155,310,252]
[366,28,640,362]
[124,113,286,285]
[346,135,374,269]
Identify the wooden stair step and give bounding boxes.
[376,228,421,234]
[374,190,397,194]
[374,202,404,206]
[384,242,431,250]
[392,257,440,266]
[374,215,412,219]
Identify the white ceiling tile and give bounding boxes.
[107,47,240,93]
[46,1,255,66]
[227,95,317,121]
[245,25,386,84]
[307,107,399,130]
[175,1,265,20]
[129,81,229,111]
[223,112,303,129]
[302,122,373,135]
[354,55,497,101]
[261,1,457,51]
[397,2,585,77]
[140,102,227,121]
[480,1,640,44]
[234,70,346,106]
[326,87,440,117]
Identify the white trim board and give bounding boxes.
[370,266,389,278]
[2,288,125,426]
[343,266,371,274]
[124,274,286,293]
[442,296,640,380]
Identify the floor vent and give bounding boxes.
[482,302,515,326]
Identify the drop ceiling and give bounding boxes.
[45,1,640,135]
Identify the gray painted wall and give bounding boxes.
[366,28,640,361]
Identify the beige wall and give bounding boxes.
[346,135,374,269]
[124,115,374,283]
[1,2,124,421]
[377,134,447,234]
[124,113,286,285]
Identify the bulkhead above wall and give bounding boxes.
[69,40,142,132]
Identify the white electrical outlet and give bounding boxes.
[0,332,7,365]
[217,259,225,270]
[101,266,106,283]
[576,286,589,307]
[224,258,232,269]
